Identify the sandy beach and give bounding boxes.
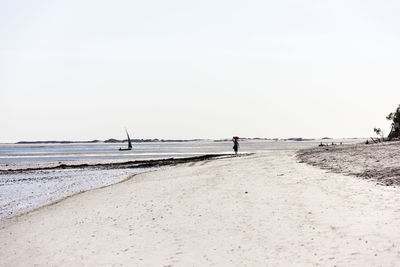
[298,141,400,186]
[1,150,400,266]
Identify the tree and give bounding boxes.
[373,127,384,140]
[387,104,400,140]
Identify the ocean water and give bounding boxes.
[0,139,361,219]
[0,139,360,166]
[0,141,228,165]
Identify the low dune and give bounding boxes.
[298,141,400,186]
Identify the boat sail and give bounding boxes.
[119,129,132,151]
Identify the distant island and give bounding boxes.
[15,137,326,144]
[16,138,204,144]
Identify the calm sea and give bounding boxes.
[0,139,360,166]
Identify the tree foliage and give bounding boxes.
[373,127,382,137]
[387,104,400,139]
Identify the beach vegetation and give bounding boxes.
[387,104,400,140]
[373,127,384,140]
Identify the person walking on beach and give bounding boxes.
[232,136,239,155]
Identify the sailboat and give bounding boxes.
[119,129,133,151]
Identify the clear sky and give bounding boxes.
[1,0,399,142]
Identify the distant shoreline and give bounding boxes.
[15,139,203,144]
[13,137,332,144]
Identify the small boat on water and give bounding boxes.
[119,129,133,151]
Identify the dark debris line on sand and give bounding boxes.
[0,154,252,174]
[297,141,400,186]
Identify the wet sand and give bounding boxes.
[0,154,231,173]
[0,154,237,219]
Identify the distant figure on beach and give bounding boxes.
[232,136,239,155]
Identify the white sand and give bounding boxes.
[1,151,400,266]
